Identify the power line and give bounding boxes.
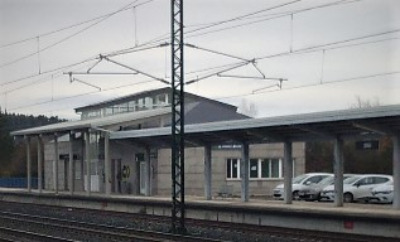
[8,79,158,111]
[216,71,400,100]
[126,0,353,49]
[3,0,396,115]
[0,40,167,88]
[253,29,400,62]
[0,58,94,87]
[0,0,155,69]
[0,0,150,50]
[185,0,362,40]
[185,0,301,34]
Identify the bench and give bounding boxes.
[216,184,233,198]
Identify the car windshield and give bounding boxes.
[318,176,334,185]
[343,176,361,184]
[292,174,309,184]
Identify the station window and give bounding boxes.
[145,97,153,109]
[128,101,136,112]
[227,158,283,179]
[105,107,113,116]
[226,158,240,179]
[155,93,169,107]
[137,98,145,111]
[250,159,258,178]
[120,102,129,113]
[247,158,283,179]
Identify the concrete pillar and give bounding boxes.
[240,142,249,202]
[80,134,85,191]
[204,144,212,200]
[54,133,59,194]
[393,135,400,209]
[37,135,43,193]
[68,132,74,195]
[104,132,111,196]
[25,136,31,193]
[85,130,91,196]
[334,137,344,207]
[283,140,293,204]
[145,147,151,196]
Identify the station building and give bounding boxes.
[12,87,305,198]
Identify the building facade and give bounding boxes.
[16,87,305,198]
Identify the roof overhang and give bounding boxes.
[11,107,171,136]
[110,104,400,147]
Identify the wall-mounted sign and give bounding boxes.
[355,140,379,150]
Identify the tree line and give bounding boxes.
[0,108,65,177]
[306,138,392,175]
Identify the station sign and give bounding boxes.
[355,140,379,150]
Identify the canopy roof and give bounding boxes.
[11,107,171,136]
[110,104,400,146]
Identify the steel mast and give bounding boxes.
[170,0,185,234]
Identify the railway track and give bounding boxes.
[0,201,396,242]
[0,211,223,242]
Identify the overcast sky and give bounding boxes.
[0,0,399,120]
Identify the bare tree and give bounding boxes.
[238,99,258,117]
[350,95,380,109]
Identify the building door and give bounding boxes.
[115,159,122,193]
[64,159,69,191]
[111,159,115,193]
[135,153,145,195]
[139,162,146,195]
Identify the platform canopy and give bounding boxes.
[11,107,171,136]
[110,104,400,146]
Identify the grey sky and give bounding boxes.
[0,0,399,119]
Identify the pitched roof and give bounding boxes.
[74,87,238,112]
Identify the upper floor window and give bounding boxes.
[80,92,171,119]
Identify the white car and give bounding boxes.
[320,174,393,203]
[299,174,356,201]
[273,173,331,200]
[370,182,394,204]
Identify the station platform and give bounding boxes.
[1,188,399,239]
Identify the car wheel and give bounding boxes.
[344,193,353,203]
[293,191,300,200]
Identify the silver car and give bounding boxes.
[370,182,393,203]
[299,174,355,201]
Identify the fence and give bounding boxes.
[0,177,38,189]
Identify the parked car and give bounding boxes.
[320,174,393,203]
[273,173,331,200]
[369,182,394,204]
[299,174,356,201]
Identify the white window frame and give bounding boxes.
[250,158,283,180]
[226,158,240,180]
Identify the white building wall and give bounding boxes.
[156,142,305,197]
[44,136,84,192]
[43,137,305,198]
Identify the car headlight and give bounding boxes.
[373,190,392,195]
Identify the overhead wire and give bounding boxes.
[216,71,400,101]
[9,79,159,111]
[185,0,362,40]
[118,0,350,49]
[0,0,148,50]
[4,0,396,113]
[0,0,154,69]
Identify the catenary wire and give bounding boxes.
[0,0,155,69]
[216,71,400,100]
[0,0,152,50]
